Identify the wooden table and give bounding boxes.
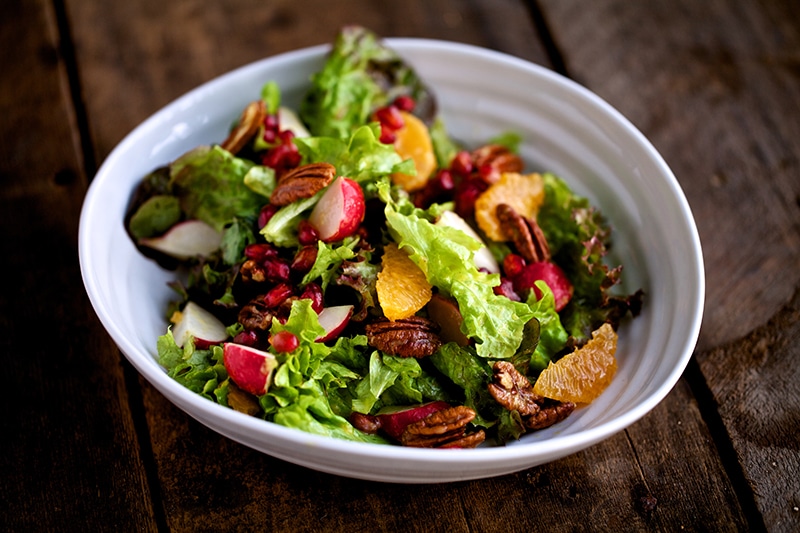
[3,0,799,531]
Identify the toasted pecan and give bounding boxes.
[269,162,336,206]
[220,100,266,154]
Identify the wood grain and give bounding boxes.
[539,0,800,530]
[4,0,797,530]
[141,379,746,532]
[63,0,749,530]
[67,0,545,163]
[0,0,158,530]
[538,0,800,353]
[699,286,800,530]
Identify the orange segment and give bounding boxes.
[376,243,432,320]
[391,111,436,192]
[533,323,618,404]
[474,172,544,241]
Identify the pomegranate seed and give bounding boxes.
[233,330,261,347]
[477,163,500,184]
[264,283,294,308]
[262,258,291,282]
[262,128,277,144]
[450,151,474,177]
[379,123,397,144]
[512,261,573,311]
[278,130,295,143]
[264,113,279,131]
[493,277,521,301]
[454,178,489,219]
[393,95,415,112]
[262,143,295,169]
[258,204,279,229]
[297,220,320,246]
[413,169,456,208]
[270,330,299,353]
[244,243,278,262]
[291,245,318,274]
[503,253,527,278]
[299,282,324,313]
[432,169,455,192]
[375,105,405,130]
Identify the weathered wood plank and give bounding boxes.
[0,0,158,530]
[699,287,800,531]
[540,0,800,530]
[538,0,800,353]
[141,377,747,532]
[67,0,548,163]
[63,0,759,530]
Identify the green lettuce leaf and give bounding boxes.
[170,145,264,232]
[242,164,276,198]
[257,299,387,443]
[157,330,227,401]
[299,25,434,138]
[351,352,449,414]
[537,173,642,344]
[301,236,359,289]
[260,81,281,114]
[295,123,414,183]
[526,281,569,372]
[260,193,320,248]
[272,379,387,444]
[378,180,535,359]
[429,343,496,427]
[127,195,181,239]
[219,217,257,266]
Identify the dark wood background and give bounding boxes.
[2,0,798,531]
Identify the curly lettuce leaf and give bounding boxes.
[299,25,434,138]
[526,281,569,372]
[538,173,642,344]
[272,380,387,444]
[157,330,227,401]
[170,145,264,232]
[301,236,359,289]
[127,195,182,239]
[351,352,449,414]
[378,180,535,359]
[256,299,387,443]
[295,123,414,183]
[429,343,497,427]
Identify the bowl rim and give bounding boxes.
[79,37,705,477]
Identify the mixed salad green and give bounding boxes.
[125,26,642,447]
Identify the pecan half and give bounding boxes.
[227,382,262,416]
[438,430,486,449]
[238,298,274,331]
[240,259,267,283]
[488,361,543,416]
[523,399,575,430]
[496,203,550,263]
[220,100,266,155]
[400,406,479,448]
[489,361,575,431]
[471,144,524,183]
[366,317,442,358]
[270,162,336,206]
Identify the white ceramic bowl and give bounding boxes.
[79,39,704,483]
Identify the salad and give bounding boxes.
[125,26,642,448]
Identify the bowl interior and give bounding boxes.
[79,40,704,483]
